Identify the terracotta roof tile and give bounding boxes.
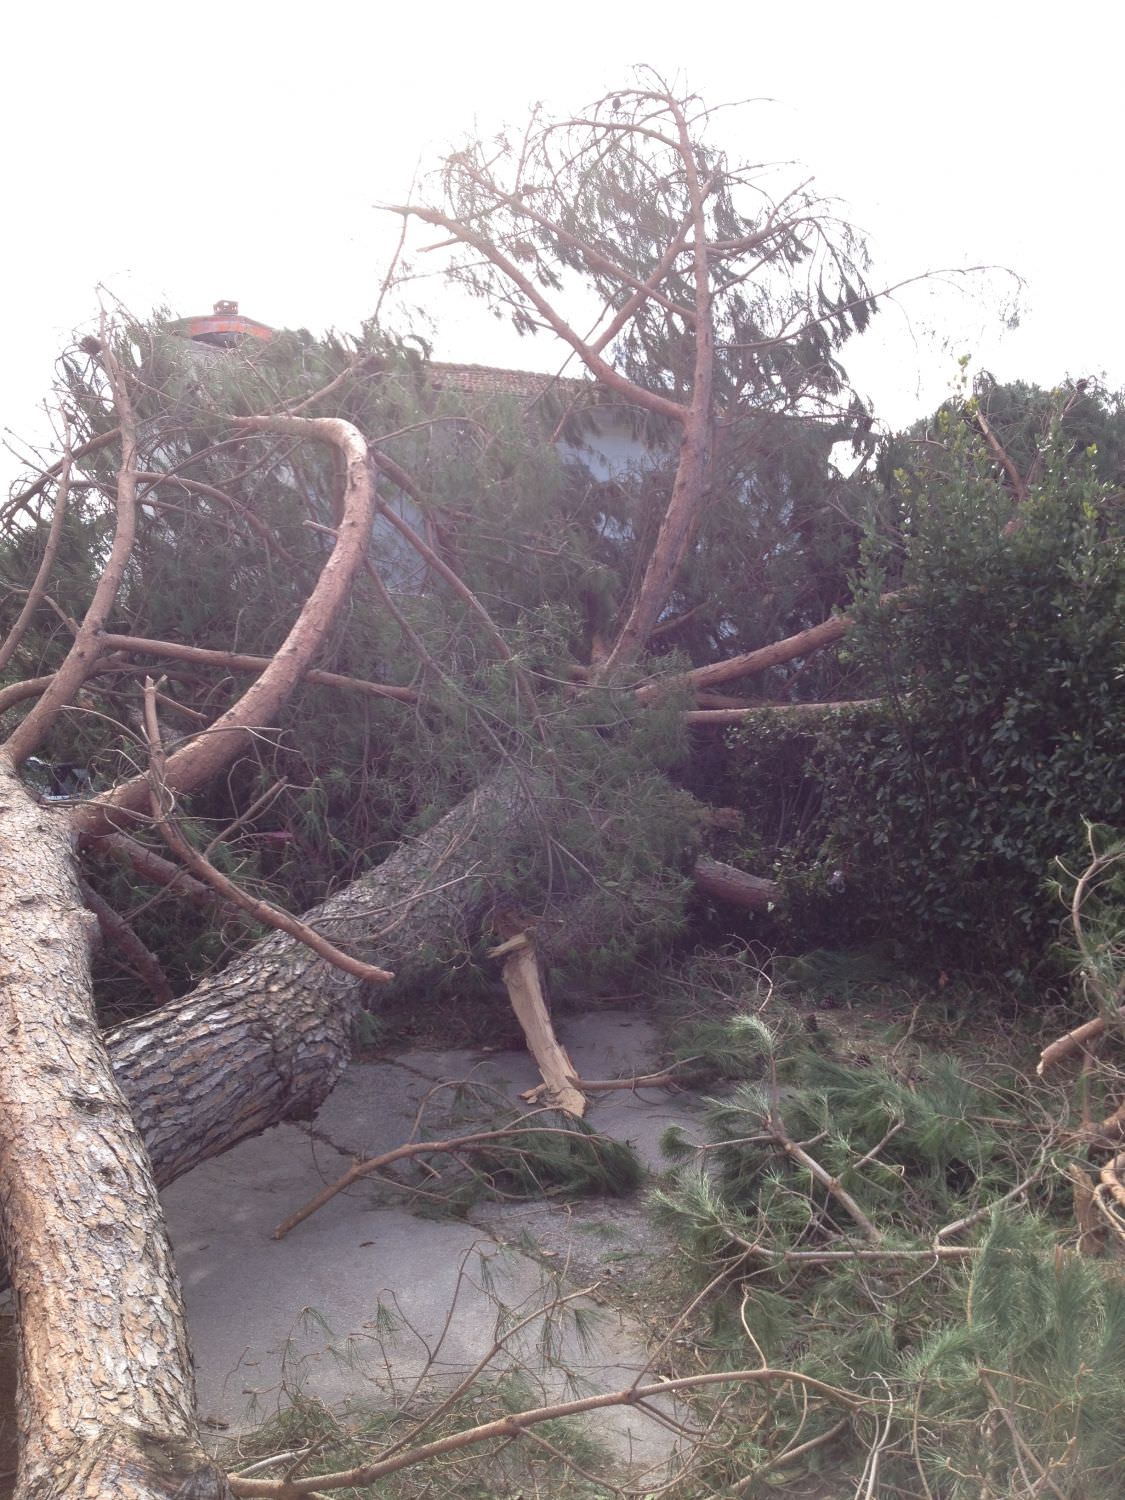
[428,362,591,401]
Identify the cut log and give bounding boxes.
[692,855,781,912]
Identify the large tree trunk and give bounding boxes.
[107,768,539,1186]
[108,769,772,1188]
[0,761,230,1499]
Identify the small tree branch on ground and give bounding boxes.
[271,1117,611,1240]
[766,1110,883,1244]
[226,1366,872,1496]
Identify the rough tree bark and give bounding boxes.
[107,769,539,1186]
[0,762,230,1498]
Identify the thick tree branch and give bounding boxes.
[641,610,855,700]
[94,632,418,704]
[598,93,715,672]
[77,874,175,1007]
[0,760,228,1497]
[70,415,378,838]
[141,678,394,986]
[3,348,139,768]
[457,158,697,325]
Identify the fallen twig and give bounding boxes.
[272,1116,611,1239]
[227,1366,874,1496]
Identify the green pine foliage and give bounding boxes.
[3,318,704,1012]
[651,1009,1125,1497]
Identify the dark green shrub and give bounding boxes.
[727,397,1124,977]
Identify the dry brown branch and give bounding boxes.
[271,1117,605,1240]
[0,654,177,719]
[389,201,685,425]
[94,632,418,703]
[978,1372,1069,1500]
[639,611,852,700]
[770,1123,883,1243]
[71,413,379,838]
[488,919,586,1115]
[1098,1097,1125,1140]
[227,1366,871,1496]
[732,1240,976,1264]
[752,1069,883,1244]
[598,95,715,673]
[1099,1151,1125,1211]
[2,342,139,768]
[692,857,781,912]
[973,409,1028,506]
[1036,1008,1125,1076]
[1067,1162,1105,1254]
[1092,1182,1125,1250]
[88,830,226,911]
[935,1169,1043,1244]
[1,426,120,524]
[76,875,174,1007]
[141,678,393,987]
[374,1270,604,1467]
[569,1061,698,1093]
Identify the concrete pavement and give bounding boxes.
[160,1010,706,1476]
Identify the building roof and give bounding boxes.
[168,310,619,417]
[169,301,275,348]
[427,361,591,401]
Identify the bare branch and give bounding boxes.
[3,342,139,768]
[94,631,418,704]
[0,438,72,675]
[389,201,685,425]
[77,875,175,1007]
[228,1367,870,1495]
[141,679,393,987]
[70,414,378,837]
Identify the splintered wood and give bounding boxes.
[488,919,586,1117]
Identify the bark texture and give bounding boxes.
[107,769,539,1186]
[0,760,228,1499]
[693,856,782,912]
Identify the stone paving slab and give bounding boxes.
[161,1010,704,1474]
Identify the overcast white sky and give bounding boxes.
[3,1,1122,480]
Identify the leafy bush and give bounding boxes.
[727,390,1125,977]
